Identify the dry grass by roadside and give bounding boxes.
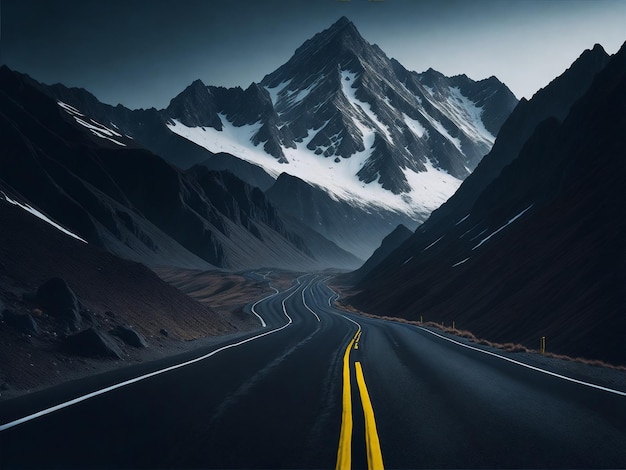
[334,298,626,371]
[153,267,299,316]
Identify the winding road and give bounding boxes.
[1,275,625,468]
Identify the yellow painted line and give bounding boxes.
[354,330,362,350]
[355,362,385,470]
[336,328,360,470]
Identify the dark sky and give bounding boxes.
[2,0,624,109]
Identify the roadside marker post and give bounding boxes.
[540,336,546,355]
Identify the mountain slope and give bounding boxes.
[159,17,516,257]
[0,200,237,340]
[0,66,358,272]
[45,83,217,171]
[420,44,610,231]
[349,224,413,283]
[347,43,626,365]
[265,173,418,259]
[38,17,516,259]
[165,17,517,202]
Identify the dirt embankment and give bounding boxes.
[0,203,282,399]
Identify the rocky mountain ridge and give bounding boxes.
[346,43,625,365]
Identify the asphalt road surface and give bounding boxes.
[1,275,625,469]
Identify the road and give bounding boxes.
[1,275,625,468]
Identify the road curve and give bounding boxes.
[1,275,625,469]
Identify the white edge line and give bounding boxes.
[324,281,625,398]
[0,281,304,433]
[318,280,360,335]
[250,287,278,327]
[416,326,626,397]
[301,278,321,322]
[323,280,340,308]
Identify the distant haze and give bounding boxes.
[2,0,624,109]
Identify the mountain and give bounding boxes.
[348,224,413,283]
[0,66,360,272]
[198,152,276,191]
[265,172,416,259]
[346,43,626,365]
[420,43,610,230]
[45,83,218,171]
[0,199,238,340]
[41,84,279,193]
[37,17,517,259]
[157,17,517,257]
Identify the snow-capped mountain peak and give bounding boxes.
[164,17,517,219]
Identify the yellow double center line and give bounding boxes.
[336,327,384,470]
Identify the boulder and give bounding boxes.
[65,328,123,359]
[3,309,40,336]
[37,278,81,331]
[80,309,99,327]
[110,325,148,348]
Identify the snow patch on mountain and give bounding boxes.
[423,235,444,251]
[341,70,394,143]
[167,115,462,216]
[419,87,495,150]
[167,116,280,177]
[456,214,471,225]
[1,191,88,243]
[265,79,292,106]
[452,257,470,267]
[402,159,462,212]
[288,75,324,105]
[418,109,463,152]
[403,113,427,139]
[447,87,495,145]
[472,205,534,250]
[58,101,128,146]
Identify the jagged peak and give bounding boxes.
[245,82,265,94]
[389,223,412,236]
[576,43,609,63]
[261,17,372,87]
[169,79,207,98]
[173,79,208,99]
[477,75,505,86]
[528,42,611,101]
[190,78,207,88]
[591,43,607,54]
[420,67,447,83]
[328,16,360,36]
[167,79,208,107]
[291,16,366,57]
[331,16,353,29]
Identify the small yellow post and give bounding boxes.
[452,321,455,330]
[540,336,546,355]
[420,315,423,324]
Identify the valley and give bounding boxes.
[1,6,625,469]
[1,276,625,469]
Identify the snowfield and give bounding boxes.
[167,114,462,217]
